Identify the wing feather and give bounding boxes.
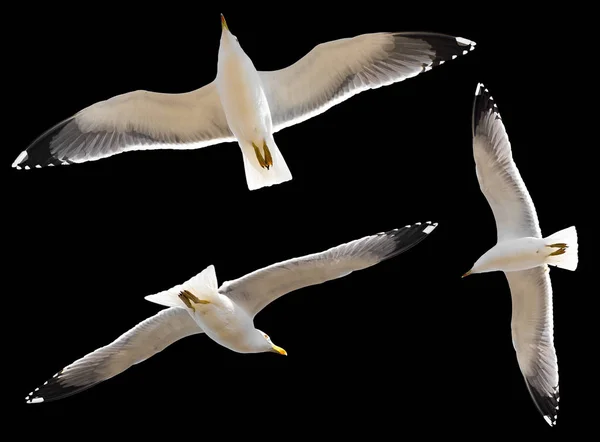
[219,222,437,318]
[506,267,559,426]
[25,307,202,403]
[260,32,476,132]
[13,82,235,169]
[472,83,541,241]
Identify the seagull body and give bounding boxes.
[469,236,571,274]
[25,221,437,403]
[153,266,276,355]
[216,16,291,187]
[464,83,579,427]
[12,14,476,190]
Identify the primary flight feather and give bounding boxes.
[12,15,475,190]
[25,221,437,403]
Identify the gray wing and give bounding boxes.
[12,82,235,169]
[260,32,476,133]
[472,83,541,241]
[219,222,437,318]
[25,307,202,403]
[506,267,559,426]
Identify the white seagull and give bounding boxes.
[463,83,578,427]
[12,14,476,191]
[25,221,437,403]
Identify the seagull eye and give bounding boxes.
[264,334,269,340]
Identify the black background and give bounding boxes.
[6,3,593,438]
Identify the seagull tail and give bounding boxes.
[544,226,578,271]
[240,138,292,191]
[145,265,219,308]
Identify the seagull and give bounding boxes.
[25,221,438,403]
[463,83,578,427]
[12,14,476,191]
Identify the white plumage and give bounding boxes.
[464,83,579,427]
[25,222,437,403]
[12,15,475,190]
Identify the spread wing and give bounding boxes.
[472,83,541,241]
[13,82,235,169]
[260,32,476,132]
[25,307,202,403]
[219,222,437,318]
[506,267,559,426]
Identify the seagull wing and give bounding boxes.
[260,32,476,132]
[506,267,559,426]
[219,222,437,318]
[472,83,541,241]
[13,82,235,169]
[25,307,202,403]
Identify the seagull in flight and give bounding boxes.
[25,221,437,403]
[462,83,578,427]
[12,14,476,190]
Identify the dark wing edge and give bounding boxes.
[525,379,560,427]
[375,221,439,262]
[12,117,76,169]
[472,82,500,137]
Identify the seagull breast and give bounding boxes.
[217,45,272,141]
[189,293,257,353]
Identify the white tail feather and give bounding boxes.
[241,139,292,191]
[145,265,219,308]
[545,226,578,271]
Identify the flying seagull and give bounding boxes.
[12,14,476,190]
[463,83,578,427]
[25,221,438,403]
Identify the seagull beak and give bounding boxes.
[221,14,229,31]
[461,270,472,278]
[271,344,287,356]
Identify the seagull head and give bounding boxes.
[256,329,287,356]
[218,13,245,62]
[462,252,496,278]
[221,13,228,31]
[220,14,238,43]
[462,261,483,278]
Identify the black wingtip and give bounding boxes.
[472,82,501,136]
[426,35,477,65]
[24,369,99,404]
[12,117,75,170]
[525,380,560,427]
[380,221,438,260]
[395,33,476,72]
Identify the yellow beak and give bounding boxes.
[461,270,472,278]
[272,344,287,356]
[221,14,228,31]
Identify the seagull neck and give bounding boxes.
[219,32,243,59]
